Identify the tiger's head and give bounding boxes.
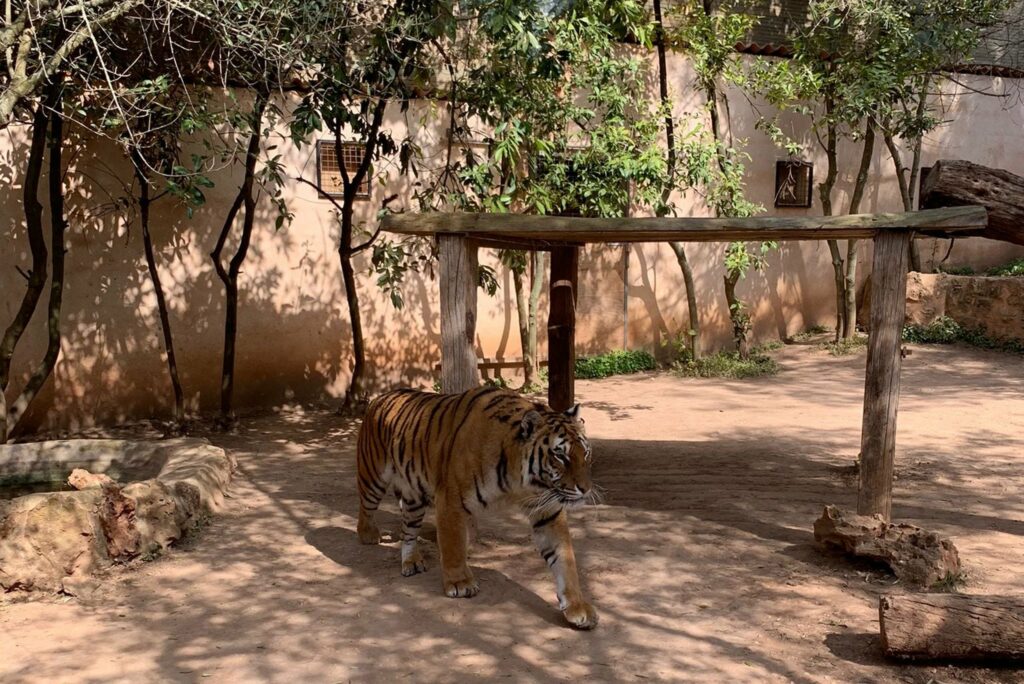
[519,403,594,507]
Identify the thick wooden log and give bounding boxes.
[438,236,480,393]
[922,159,1024,246]
[880,594,1024,661]
[548,246,578,411]
[858,231,911,520]
[383,206,986,244]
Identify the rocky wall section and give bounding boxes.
[862,273,1024,342]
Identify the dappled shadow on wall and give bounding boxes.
[1,128,442,434]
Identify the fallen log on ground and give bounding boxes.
[880,594,1024,661]
[921,159,1024,246]
[813,505,960,586]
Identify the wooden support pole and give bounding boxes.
[547,246,579,411]
[438,235,480,393]
[858,230,912,520]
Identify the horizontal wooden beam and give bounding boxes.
[382,206,987,244]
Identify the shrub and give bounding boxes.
[902,316,1024,353]
[673,351,779,379]
[574,349,657,379]
[820,336,868,356]
[987,257,1024,277]
[936,265,975,276]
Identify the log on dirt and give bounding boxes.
[880,594,1024,661]
[921,159,1024,246]
[813,505,960,586]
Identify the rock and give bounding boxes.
[60,575,103,599]
[68,468,116,490]
[98,484,141,560]
[813,505,961,587]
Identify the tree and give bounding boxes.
[751,0,1012,338]
[291,0,447,410]
[666,0,767,358]
[653,0,702,361]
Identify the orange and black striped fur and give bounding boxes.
[356,386,598,629]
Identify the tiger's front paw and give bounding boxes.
[562,601,599,630]
[442,570,479,598]
[401,551,427,577]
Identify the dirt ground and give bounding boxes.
[2,343,1024,683]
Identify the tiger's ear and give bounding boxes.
[564,403,582,423]
[519,410,542,440]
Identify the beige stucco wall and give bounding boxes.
[3,54,1024,434]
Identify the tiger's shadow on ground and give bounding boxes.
[304,523,566,628]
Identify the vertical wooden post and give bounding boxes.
[858,230,912,520]
[548,246,579,411]
[439,235,480,393]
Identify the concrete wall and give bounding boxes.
[3,54,1024,434]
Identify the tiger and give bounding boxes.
[356,385,599,629]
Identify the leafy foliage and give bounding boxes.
[574,349,657,379]
[673,350,779,379]
[902,316,1024,353]
[987,258,1024,277]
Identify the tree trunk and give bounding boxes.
[670,243,700,360]
[0,96,50,442]
[920,158,1024,246]
[7,81,67,436]
[880,594,1024,661]
[131,150,185,425]
[528,250,545,386]
[211,93,266,425]
[883,131,921,271]
[340,231,365,409]
[654,0,701,361]
[820,107,845,343]
[723,271,748,358]
[511,264,532,389]
[843,121,875,339]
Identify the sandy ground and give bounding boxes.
[2,343,1024,683]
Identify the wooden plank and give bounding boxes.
[922,159,1024,245]
[438,236,480,393]
[547,246,578,412]
[383,206,987,244]
[880,594,1024,661]
[858,230,912,520]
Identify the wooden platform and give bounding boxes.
[384,205,991,521]
[383,206,987,249]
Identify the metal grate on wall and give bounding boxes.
[316,140,371,199]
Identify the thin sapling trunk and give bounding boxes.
[843,120,875,338]
[8,81,68,435]
[0,96,49,441]
[211,92,266,424]
[131,149,185,425]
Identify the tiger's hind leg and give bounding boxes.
[399,498,428,576]
[357,465,389,545]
